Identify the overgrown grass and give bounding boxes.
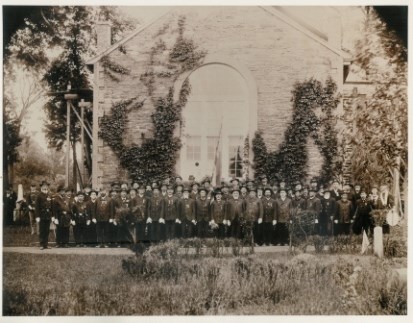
[3,241,407,315]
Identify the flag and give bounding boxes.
[361,229,370,254]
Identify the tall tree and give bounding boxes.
[349,7,407,216]
[6,6,137,187]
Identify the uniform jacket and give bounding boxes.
[305,196,321,218]
[26,190,39,212]
[244,197,263,222]
[130,195,148,222]
[114,196,131,223]
[275,197,292,223]
[86,199,98,221]
[195,198,210,222]
[53,194,72,227]
[180,197,195,221]
[291,196,306,210]
[148,195,164,221]
[336,199,353,223]
[35,191,54,220]
[72,201,89,224]
[320,197,336,223]
[262,197,276,223]
[163,195,181,221]
[354,199,372,220]
[95,196,113,222]
[225,198,246,221]
[210,199,226,224]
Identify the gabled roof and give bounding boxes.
[86,6,352,66]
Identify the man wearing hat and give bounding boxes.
[209,188,226,239]
[26,183,39,235]
[160,183,168,198]
[335,192,354,236]
[148,187,165,243]
[240,186,249,200]
[225,188,245,239]
[353,189,373,236]
[230,178,240,191]
[306,188,321,234]
[195,187,210,238]
[320,190,337,236]
[310,178,319,192]
[292,189,306,212]
[244,187,263,246]
[130,185,148,243]
[188,175,196,186]
[52,185,71,248]
[144,183,153,199]
[221,185,231,202]
[190,182,199,201]
[174,184,184,200]
[275,188,292,246]
[261,175,268,187]
[180,186,196,238]
[85,189,99,246]
[164,185,181,240]
[175,175,183,187]
[94,188,113,248]
[114,188,132,247]
[35,181,54,250]
[262,187,277,246]
[71,191,89,247]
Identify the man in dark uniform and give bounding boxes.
[319,190,336,236]
[174,184,184,200]
[114,188,132,247]
[221,185,231,202]
[240,186,249,200]
[353,189,373,236]
[52,185,71,247]
[262,187,276,245]
[180,186,196,238]
[190,182,199,201]
[335,192,354,235]
[94,188,113,248]
[244,187,263,246]
[26,183,39,235]
[195,187,210,238]
[71,191,89,247]
[275,188,292,246]
[306,188,321,235]
[85,189,98,246]
[209,188,226,239]
[130,185,148,243]
[310,178,319,192]
[35,181,53,250]
[225,188,245,239]
[164,185,181,240]
[148,187,164,243]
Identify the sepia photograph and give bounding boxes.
[1,0,409,317]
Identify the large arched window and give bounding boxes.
[179,63,250,181]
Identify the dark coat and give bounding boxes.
[148,195,164,221]
[52,194,72,227]
[262,197,276,223]
[163,195,181,221]
[95,196,114,222]
[35,191,54,220]
[320,197,336,223]
[225,198,245,221]
[244,197,263,222]
[181,197,195,221]
[195,198,210,222]
[72,201,89,224]
[275,197,292,223]
[210,199,226,223]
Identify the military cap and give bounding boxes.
[65,187,73,192]
[230,178,239,183]
[263,186,273,194]
[214,188,223,196]
[89,189,98,195]
[77,191,85,196]
[167,185,174,191]
[202,176,211,184]
[188,175,195,181]
[40,180,50,187]
[279,187,287,193]
[249,187,257,192]
[175,175,183,180]
[57,184,65,192]
[182,186,191,192]
[231,187,240,193]
[198,186,208,193]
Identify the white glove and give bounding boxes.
[330,216,334,220]
[350,219,354,223]
[51,217,55,222]
[315,219,319,224]
[109,219,113,223]
[159,218,165,224]
[334,220,338,224]
[258,218,262,224]
[192,219,196,225]
[223,220,227,225]
[92,218,97,224]
[36,217,40,223]
[227,220,231,226]
[146,217,152,224]
[87,220,91,226]
[175,219,180,223]
[290,220,293,223]
[71,220,76,226]
[113,221,117,226]
[54,219,59,225]
[272,220,277,225]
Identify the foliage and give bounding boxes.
[347,8,407,192]
[3,251,406,315]
[3,98,23,168]
[252,77,340,184]
[100,16,206,182]
[101,55,131,82]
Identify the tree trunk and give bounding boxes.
[72,141,77,190]
[393,156,401,214]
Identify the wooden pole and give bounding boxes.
[80,100,85,185]
[65,100,70,187]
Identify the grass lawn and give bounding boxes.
[3,243,407,316]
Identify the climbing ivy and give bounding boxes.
[101,55,130,82]
[252,77,340,185]
[100,16,206,182]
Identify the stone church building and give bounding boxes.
[86,6,359,188]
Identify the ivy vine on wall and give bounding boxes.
[252,77,340,185]
[99,16,206,182]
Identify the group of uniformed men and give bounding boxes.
[24,174,394,250]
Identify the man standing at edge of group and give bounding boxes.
[35,181,53,250]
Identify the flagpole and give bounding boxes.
[211,116,223,186]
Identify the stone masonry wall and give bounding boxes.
[95,7,342,185]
